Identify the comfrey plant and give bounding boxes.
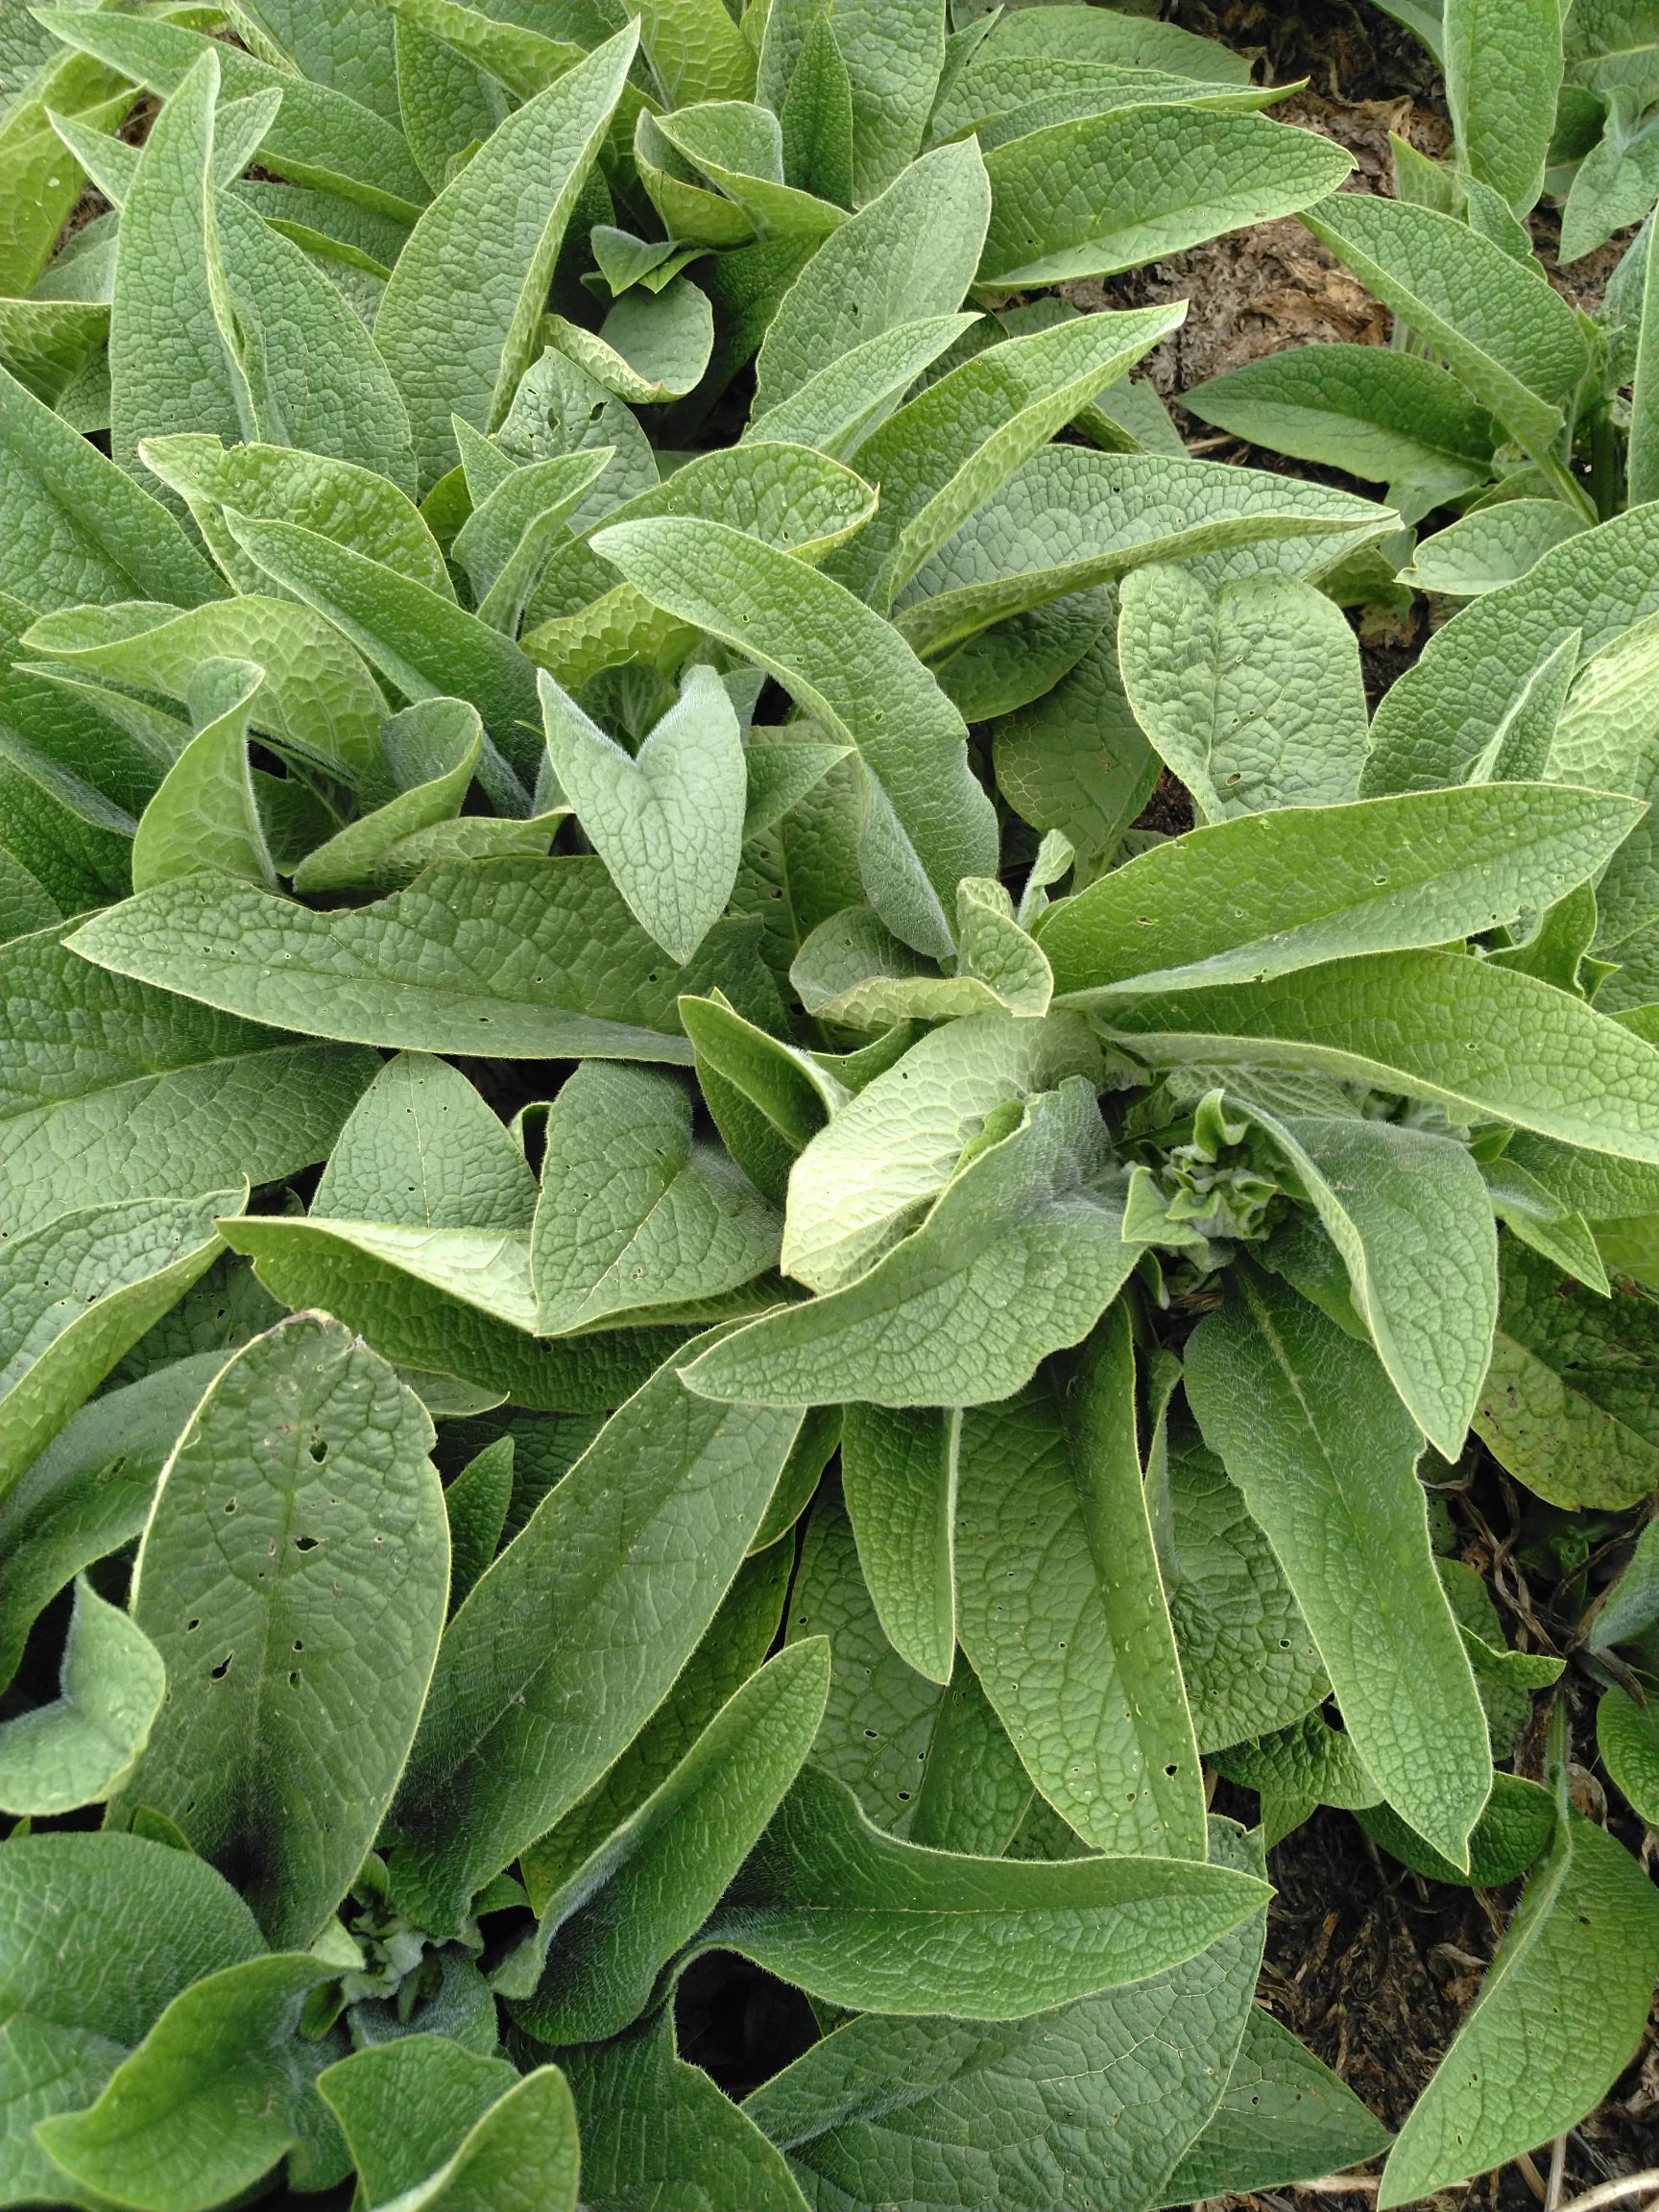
[0,3,1656,2209]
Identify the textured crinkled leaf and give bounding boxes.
[840,1404,957,1684]
[112,1315,446,1950]
[745,314,980,460]
[979,107,1353,286]
[64,857,740,1062]
[315,1049,536,1233]
[1406,499,1586,597]
[547,278,716,405]
[687,1082,1135,1408]
[318,2037,517,2210]
[897,445,1394,661]
[1589,1515,1659,1651]
[0,1188,231,1502]
[651,103,843,243]
[961,5,1251,84]
[1187,1267,1490,1865]
[1039,783,1639,1001]
[745,1820,1265,2212]
[1598,1686,1659,1822]
[531,1061,780,1334]
[782,1010,1099,1291]
[374,27,637,490]
[390,1342,804,1932]
[1214,1711,1382,1812]
[956,1305,1206,1856]
[592,515,999,960]
[131,658,275,894]
[290,701,490,895]
[992,620,1157,869]
[1379,1808,1659,2205]
[0,1577,162,1816]
[500,1640,828,2041]
[1108,951,1659,1166]
[1445,0,1564,214]
[1166,2007,1391,2201]
[1357,1769,1557,1887]
[752,138,989,419]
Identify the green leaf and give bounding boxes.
[1589,1516,1659,1650]
[1598,1686,1659,1822]
[652,103,844,242]
[565,2011,812,2212]
[454,447,612,634]
[1107,950,1659,1167]
[0,1188,232,1503]
[377,0,586,103]
[390,1341,805,1932]
[1301,191,1590,456]
[110,1315,446,1949]
[705,1762,1267,2019]
[895,445,1395,661]
[0,359,221,613]
[1474,1241,1659,1508]
[1186,1266,1491,1866]
[633,0,755,105]
[374,26,637,491]
[686,1081,1136,1408]
[1358,1769,1557,1886]
[992,619,1157,870]
[743,313,983,460]
[317,1048,536,1232]
[591,515,999,960]
[64,857,747,1063]
[1445,0,1565,214]
[367,2068,580,2212]
[1379,1807,1659,2204]
[0,921,376,1234]
[1038,783,1639,1002]
[317,2036,517,2209]
[131,657,276,894]
[288,701,488,895]
[0,1576,163,1816]
[840,1404,957,1685]
[1185,343,1499,506]
[744,1820,1266,2212]
[547,278,717,405]
[956,5,1252,84]
[499,1640,828,2040]
[979,107,1353,286]
[1406,499,1587,597]
[531,1060,780,1334]
[751,138,990,420]
[541,663,745,962]
[956,1304,1206,1856]
[1117,565,1369,819]
[35,1952,340,2212]
[1166,2008,1391,2200]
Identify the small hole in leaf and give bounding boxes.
[185,1618,201,1632]
[294,1535,320,1552]
[309,1438,327,1463]
[209,1656,231,1680]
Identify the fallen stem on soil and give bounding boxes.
[1552,2175,1659,2212]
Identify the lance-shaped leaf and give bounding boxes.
[0,1188,232,1502]
[705,1764,1266,2019]
[317,2039,517,2211]
[23,594,386,788]
[752,138,991,419]
[374,26,637,490]
[831,303,1185,608]
[1167,2008,1392,2201]
[979,107,1353,286]
[632,0,755,105]
[651,103,844,243]
[840,1405,958,1685]
[224,512,542,785]
[290,699,491,896]
[540,664,745,963]
[131,658,275,894]
[110,1316,447,1950]
[34,1953,341,2212]
[958,5,1252,84]
[1302,191,1590,455]
[378,0,585,103]
[781,1009,1100,1292]
[685,1080,1135,1410]
[1116,565,1368,818]
[1379,1807,1659,2205]
[956,1305,1206,1857]
[896,445,1394,661]
[452,448,611,634]
[1444,0,1563,215]
[0,359,219,613]
[744,315,981,461]
[1108,951,1659,1167]
[530,1061,780,1334]
[592,515,999,961]
[498,1640,829,2041]
[565,2012,811,2212]
[745,1820,1265,2212]
[390,1343,805,1933]
[0,1577,163,1816]
[1599,1687,1659,1822]
[1406,499,1586,598]
[1038,782,1640,1001]
[1255,1112,1498,1456]
[140,433,454,599]
[38,6,429,216]
[1186,1266,1491,1865]
[64,857,751,1063]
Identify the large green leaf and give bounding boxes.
[315,1048,537,1232]
[112,1315,447,1950]
[839,1404,958,1685]
[956,1307,1206,1857]
[1166,2008,1391,2200]
[1186,1267,1491,1865]
[372,24,637,490]
[1444,0,1564,215]
[390,1342,804,1932]
[317,2037,517,2209]
[1379,1807,1659,2204]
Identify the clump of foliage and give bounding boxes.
[0,2,1656,2208]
